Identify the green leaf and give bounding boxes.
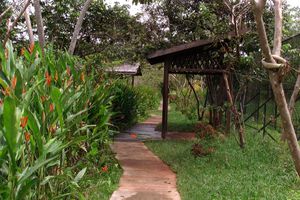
[0,146,7,167]
[3,96,17,172]
[14,70,23,99]
[25,109,43,156]
[16,178,37,199]
[66,109,88,123]
[50,87,64,129]
[5,41,16,76]
[41,176,55,185]
[74,167,87,183]
[18,155,58,185]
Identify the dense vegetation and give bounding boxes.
[1,0,300,199]
[0,42,114,198]
[146,133,300,200]
[111,83,160,130]
[0,42,157,198]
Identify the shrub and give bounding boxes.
[110,82,139,130]
[0,42,113,199]
[110,83,160,130]
[135,85,160,119]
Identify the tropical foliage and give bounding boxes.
[111,82,160,130]
[0,42,114,199]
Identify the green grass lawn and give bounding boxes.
[155,110,197,132]
[145,132,300,200]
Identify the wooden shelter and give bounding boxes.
[106,63,142,87]
[147,38,236,139]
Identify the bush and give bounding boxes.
[135,85,160,119]
[110,82,139,130]
[110,83,160,130]
[0,42,114,199]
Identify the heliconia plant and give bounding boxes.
[0,41,113,199]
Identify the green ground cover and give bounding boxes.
[80,148,122,200]
[155,109,197,132]
[146,133,300,200]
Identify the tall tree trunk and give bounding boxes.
[33,0,45,55]
[68,0,93,55]
[252,0,300,177]
[3,0,31,46]
[223,74,245,148]
[24,7,34,47]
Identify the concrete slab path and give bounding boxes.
[110,115,181,200]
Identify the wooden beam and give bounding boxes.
[225,109,231,134]
[162,60,170,139]
[131,75,134,87]
[147,39,214,65]
[169,69,228,75]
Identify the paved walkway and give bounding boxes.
[110,115,181,200]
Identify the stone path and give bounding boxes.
[110,115,181,200]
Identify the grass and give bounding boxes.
[145,131,300,200]
[80,147,122,200]
[155,110,197,132]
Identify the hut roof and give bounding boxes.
[107,63,142,76]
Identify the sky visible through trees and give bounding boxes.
[105,0,300,15]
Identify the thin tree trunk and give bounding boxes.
[223,73,245,148]
[33,0,45,55]
[68,0,93,55]
[186,75,201,121]
[252,0,300,177]
[0,6,12,24]
[289,73,300,116]
[24,7,34,47]
[279,68,300,141]
[3,1,31,46]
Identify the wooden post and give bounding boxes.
[225,109,231,134]
[162,60,170,139]
[274,104,278,129]
[131,75,135,87]
[256,90,260,124]
[263,87,270,135]
[225,75,232,134]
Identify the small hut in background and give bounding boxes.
[106,63,142,87]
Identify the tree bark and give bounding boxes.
[24,7,34,47]
[68,0,93,55]
[3,1,31,46]
[0,6,12,24]
[252,0,300,177]
[33,0,45,55]
[289,72,300,116]
[223,73,245,148]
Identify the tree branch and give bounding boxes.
[33,0,45,55]
[272,0,282,56]
[289,70,300,116]
[0,6,12,24]
[251,0,274,62]
[24,6,34,46]
[68,0,93,55]
[3,0,31,46]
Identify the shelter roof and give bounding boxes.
[283,33,300,44]
[106,63,142,76]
